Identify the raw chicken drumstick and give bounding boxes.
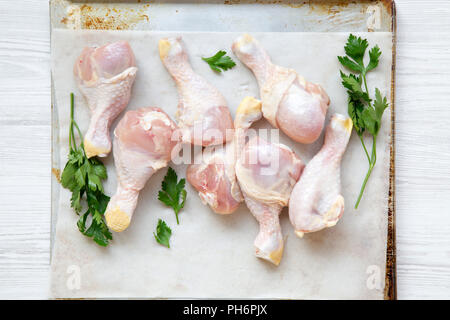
[289,114,352,236]
[159,37,234,146]
[232,34,330,144]
[186,97,262,214]
[74,41,137,158]
[235,98,304,265]
[186,140,242,214]
[105,107,179,232]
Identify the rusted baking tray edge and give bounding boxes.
[385,0,396,301]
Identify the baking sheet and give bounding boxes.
[50,29,392,299]
[50,0,394,32]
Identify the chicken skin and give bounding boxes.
[159,37,234,146]
[289,114,352,236]
[186,97,262,214]
[235,99,304,265]
[105,107,179,232]
[74,41,137,158]
[232,34,330,144]
[186,142,241,214]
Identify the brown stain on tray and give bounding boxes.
[223,0,391,13]
[61,3,150,30]
[289,1,349,14]
[52,168,61,183]
[223,0,390,27]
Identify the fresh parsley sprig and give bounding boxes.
[338,34,389,209]
[158,167,186,224]
[61,93,113,246]
[153,219,172,248]
[202,50,236,72]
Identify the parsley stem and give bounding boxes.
[359,134,371,162]
[69,92,85,151]
[355,135,377,209]
[70,92,74,120]
[362,73,374,109]
[69,93,77,152]
[73,121,84,147]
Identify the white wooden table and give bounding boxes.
[0,0,449,299]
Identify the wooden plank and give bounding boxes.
[0,0,51,299]
[395,0,450,299]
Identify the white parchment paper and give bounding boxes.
[50,29,392,299]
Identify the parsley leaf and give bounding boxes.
[153,219,172,248]
[158,167,186,224]
[337,56,363,73]
[202,50,236,72]
[340,71,370,102]
[70,188,83,213]
[344,33,368,65]
[61,93,112,246]
[367,45,382,72]
[81,207,113,247]
[61,160,80,192]
[338,34,389,209]
[348,96,366,135]
[361,107,378,136]
[361,87,389,137]
[373,88,389,123]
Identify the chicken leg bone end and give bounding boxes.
[84,138,110,158]
[105,207,131,232]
